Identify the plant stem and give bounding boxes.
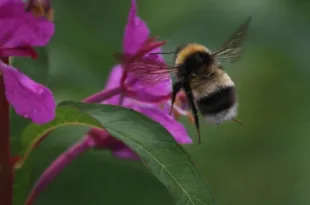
[82,87,122,103]
[0,74,12,205]
[25,136,95,205]
[118,93,125,105]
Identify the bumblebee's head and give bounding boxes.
[174,43,212,66]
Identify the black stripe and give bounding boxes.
[197,86,236,115]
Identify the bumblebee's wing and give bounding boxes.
[114,52,178,85]
[212,16,251,63]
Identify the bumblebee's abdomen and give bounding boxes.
[197,86,236,115]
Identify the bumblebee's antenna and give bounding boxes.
[150,52,175,55]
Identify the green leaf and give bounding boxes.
[62,101,214,205]
[20,101,214,205]
[16,106,102,168]
[13,161,32,205]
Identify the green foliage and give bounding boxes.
[19,102,214,205]
[13,162,32,205]
[16,106,101,168]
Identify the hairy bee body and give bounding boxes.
[174,43,237,124]
[124,16,251,143]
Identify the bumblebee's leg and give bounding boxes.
[183,83,201,144]
[169,81,183,115]
[232,118,243,124]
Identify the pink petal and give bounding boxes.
[0,0,54,48]
[103,64,171,104]
[119,0,172,103]
[0,62,55,124]
[102,65,124,105]
[130,103,192,144]
[120,48,172,103]
[127,69,171,104]
[123,0,149,54]
[133,43,172,99]
[104,65,123,92]
[125,57,172,102]
[0,0,24,16]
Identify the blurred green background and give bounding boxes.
[11,0,310,204]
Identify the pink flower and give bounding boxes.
[0,0,55,124]
[25,1,191,204]
[85,0,192,159]
[87,64,191,159]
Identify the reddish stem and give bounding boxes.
[25,136,95,205]
[82,87,122,103]
[0,73,12,205]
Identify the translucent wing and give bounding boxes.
[114,52,178,84]
[212,16,251,63]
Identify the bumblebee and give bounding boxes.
[117,17,251,143]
